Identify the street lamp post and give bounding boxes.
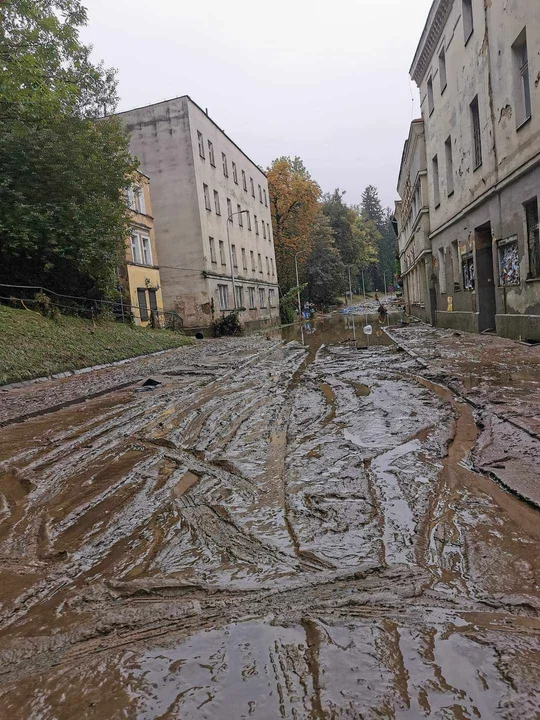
[226,210,249,309]
[348,266,357,347]
[294,251,302,319]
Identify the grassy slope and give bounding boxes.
[0,305,193,385]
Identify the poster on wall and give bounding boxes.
[462,253,475,290]
[498,236,520,285]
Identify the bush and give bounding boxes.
[210,311,243,337]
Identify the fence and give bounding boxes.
[0,283,184,331]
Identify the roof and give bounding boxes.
[115,95,267,179]
[410,0,453,86]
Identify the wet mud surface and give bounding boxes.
[1,317,540,718]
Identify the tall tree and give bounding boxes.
[0,0,136,297]
[307,213,346,308]
[266,156,321,293]
[360,185,397,292]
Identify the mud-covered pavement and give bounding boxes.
[1,316,540,719]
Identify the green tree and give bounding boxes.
[360,185,397,292]
[307,213,346,308]
[0,0,136,297]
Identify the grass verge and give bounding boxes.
[0,305,193,386]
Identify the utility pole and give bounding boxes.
[384,270,387,297]
[362,270,366,300]
[226,210,249,309]
[348,266,357,346]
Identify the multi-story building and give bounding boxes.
[406,0,540,340]
[119,170,164,326]
[116,96,279,331]
[395,119,435,324]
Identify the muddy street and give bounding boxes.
[1,316,540,719]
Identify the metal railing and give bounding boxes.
[0,283,184,331]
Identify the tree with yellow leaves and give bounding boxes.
[266,157,321,292]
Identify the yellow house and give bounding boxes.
[120,171,164,326]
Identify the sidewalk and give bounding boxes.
[387,322,540,508]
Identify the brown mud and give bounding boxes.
[0,316,539,718]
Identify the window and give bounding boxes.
[254,215,259,235]
[258,253,263,273]
[267,223,272,242]
[525,198,540,278]
[235,285,244,309]
[439,46,447,93]
[250,250,256,272]
[135,186,146,214]
[427,76,434,115]
[130,233,141,264]
[262,222,266,240]
[242,170,247,191]
[270,258,275,276]
[265,256,270,275]
[470,95,482,169]
[258,184,262,203]
[203,183,211,210]
[209,237,217,263]
[197,131,205,158]
[463,253,475,290]
[258,287,266,308]
[247,211,252,231]
[148,289,158,315]
[141,235,152,265]
[137,288,149,322]
[269,288,276,307]
[227,198,233,221]
[208,140,215,166]
[438,247,447,293]
[231,244,238,268]
[248,287,256,309]
[237,204,243,226]
[462,0,474,43]
[241,248,247,271]
[264,189,268,207]
[512,29,532,128]
[432,155,440,207]
[232,162,238,184]
[218,284,229,311]
[250,177,255,197]
[222,152,228,177]
[445,136,454,196]
[126,186,136,210]
[214,190,221,215]
[451,240,460,290]
[219,240,226,266]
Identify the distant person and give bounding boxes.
[378,303,388,322]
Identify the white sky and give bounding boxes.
[80,0,433,209]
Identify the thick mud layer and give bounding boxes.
[0,318,539,718]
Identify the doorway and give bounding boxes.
[474,222,496,332]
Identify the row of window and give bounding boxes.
[435,196,540,293]
[202,184,272,240]
[130,231,153,266]
[208,237,275,277]
[197,130,269,206]
[217,284,277,312]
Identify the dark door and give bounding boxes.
[475,224,496,332]
[148,289,158,312]
[137,288,149,322]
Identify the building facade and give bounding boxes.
[395,120,435,324]
[408,0,540,339]
[117,96,279,330]
[120,171,164,326]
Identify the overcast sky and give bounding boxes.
[81,0,433,209]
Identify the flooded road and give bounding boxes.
[0,315,539,719]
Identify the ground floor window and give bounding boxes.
[462,253,475,290]
[248,287,256,309]
[258,287,266,308]
[268,288,276,307]
[218,284,229,311]
[498,237,520,286]
[235,285,244,309]
[525,198,540,278]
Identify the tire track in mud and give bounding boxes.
[1,334,540,717]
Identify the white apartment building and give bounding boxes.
[395,119,435,324]
[407,0,540,340]
[117,96,279,330]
